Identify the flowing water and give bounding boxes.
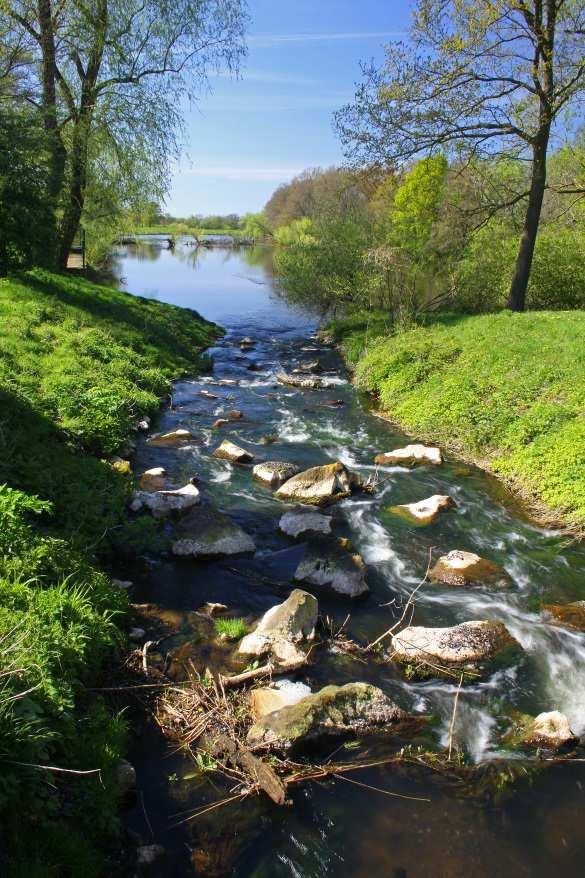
[112,237,585,876]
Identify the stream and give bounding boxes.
[112,237,585,877]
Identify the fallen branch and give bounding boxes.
[448,672,465,761]
[365,547,435,652]
[218,654,309,689]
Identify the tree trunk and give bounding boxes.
[58,117,89,269]
[37,0,65,264]
[507,135,549,312]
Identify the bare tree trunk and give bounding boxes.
[58,117,88,269]
[37,0,65,264]
[508,0,556,313]
[506,135,549,312]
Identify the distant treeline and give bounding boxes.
[256,152,585,321]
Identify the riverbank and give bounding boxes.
[0,269,220,874]
[326,310,585,533]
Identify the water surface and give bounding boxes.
[114,237,585,877]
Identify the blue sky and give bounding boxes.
[166,0,411,217]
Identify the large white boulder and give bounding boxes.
[251,680,312,720]
[130,483,200,518]
[392,620,520,677]
[276,372,326,390]
[391,494,456,525]
[146,428,194,447]
[252,461,300,488]
[138,466,167,492]
[212,439,254,464]
[429,550,509,586]
[238,589,318,665]
[294,542,369,598]
[247,682,410,751]
[279,509,333,538]
[172,506,255,557]
[375,443,443,467]
[275,462,360,506]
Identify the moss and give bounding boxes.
[329,310,585,528]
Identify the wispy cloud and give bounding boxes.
[248,31,405,48]
[180,166,304,182]
[199,93,350,112]
[213,69,317,85]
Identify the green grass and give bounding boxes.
[214,617,248,640]
[0,269,221,868]
[329,310,585,527]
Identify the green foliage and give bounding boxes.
[390,155,448,259]
[274,212,371,314]
[242,211,270,238]
[0,269,220,867]
[332,310,585,526]
[214,617,248,640]
[0,108,56,274]
[455,223,585,312]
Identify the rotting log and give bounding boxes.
[200,732,288,805]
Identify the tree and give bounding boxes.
[335,1,585,311]
[0,106,55,274]
[3,0,248,267]
[390,155,448,260]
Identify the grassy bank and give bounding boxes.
[327,310,585,529]
[0,269,220,874]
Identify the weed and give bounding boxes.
[214,617,248,641]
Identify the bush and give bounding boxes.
[0,108,56,274]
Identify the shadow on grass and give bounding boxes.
[15,269,222,371]
[0,387,128,546]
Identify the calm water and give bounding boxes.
[114,237,585,877]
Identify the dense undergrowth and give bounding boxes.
[0,269,220,873]
[328,310,585,528]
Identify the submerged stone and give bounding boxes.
[294,540,369,598]
[130,483,200,518]
[172,506,255,557]
[292,360,322,374]
[251,680,312,720]
[392,620,520,678]
[391,494,456,525]
[542,601,585,632]
[504,710,578,751]
[247,682,409,751]
[275,462,360,506]
[212,439,254,464]
[276,372,325,390]
[279,508,333,538]
[146,428,194,447]
[252,461,301,488]
[429,550,509,586]
[375,443,443,467]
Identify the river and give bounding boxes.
[111,236,585,877]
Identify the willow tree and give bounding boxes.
[335,1,585,311]
[3,0,247,267]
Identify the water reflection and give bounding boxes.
[109,237,303,331]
